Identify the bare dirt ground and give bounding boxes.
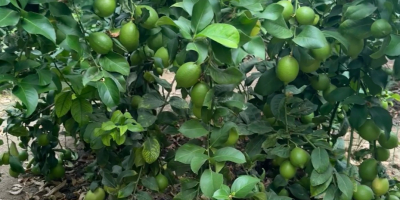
[0,66,399,199]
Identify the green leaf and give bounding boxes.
[262,15,293,39]
[254,68,284,96]
[60,35,83,56]
[200,169,223,198]
[182,0,198,15]
[211,41,233,65]
[344,3,377,20]
[21,12,56,43]
[213,147,246,164]
[83,67,103,86]
[310,176,332,197]
[213,185,230,200]
[191,0,213,33]
[174,17,192,40]
[156,16,178,27]
[10,156,25,173]
[186,41,208,64]
[322,30,349,52]
[99,52,130,76]
[0,0,10,6]
[0,8,19,27]
[339,18,373,39]
[349,104,368,129]
[117,182,135,198]
[208,65,245,85]
[169,96,189,109]
[175,143,206,164]
[12,83,38,116]
[243,36,266,59]
[139,92,165,109]
[311,148,329,173]
[322,185,340,200]
[137,109,157,128]
[196,23,240,48]
[369,106,392,137]
[326,87,355,102]
[293,25,327,49]
[136,191,152,200]
[310,166,333,186]
[370,36,391,59]
[190,154,208,174]
[335,173,353,199]
[178,119,209,138]
[386,34,400,56]
[231,175,260,198]
[287,184,310,200]
[256,3,283,20]
[55,91,72,117]
[141,176,159,192]
[97,78,120,108]
[247,120,274,134]
[142,137,160,164]
[71,98,93,125]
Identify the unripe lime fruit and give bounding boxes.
[359,158,378,181]
[296,7,315,25]
[353,185,374,200]
[323,84,337,104]
[357,119,381,141]
[313,14,320,25]
[154,47,169,68]
[93,0,116,18]
[280,160,297,179]
[135,5,159,29]
[276,1,294,21]
[301,113,314,124]
[130,50,144,66]
[378,132,398,149]
[191,82,209,107]
[263,104,274,118]
[276,55,299,84]
[176,62,201,88]
[224,129,239,146]
[372,177,389,196]
[85,187,106,200]
[88,32,113,54]
[156,173,169,192]
[375,146,390,161]
[147,32,164,51]
[119,22,140,52]
[310,42,331,61]
[131,95,142,109]
[289,147,309,168]
[300,59,320,73]
[250,20,261,36]
[371,19,392,38]
[9,168,19,178]
[343,37,364,59]
[310,74,330,91]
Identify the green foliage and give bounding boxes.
[0,0,399,199]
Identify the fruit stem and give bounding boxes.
[131,166,143,199]
[302,135,316,148]
[327,102,340,142]
[346,128,354,167]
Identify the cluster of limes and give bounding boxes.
[0,142,28,178]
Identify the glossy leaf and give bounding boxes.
[71,98,93,125]
[293,25,327,49]
[175,143,206,164]
[12,83,38,116]
[231,175,260,198]
[55,91,72,117]
[191,0,213,33]
[21,12,56,43]
[190,154,208,174]
[178,119,208,138]
[386,34,400,56]
[213,147,246,164]
[311,148,329,173]
[97,78,120,108]
[196,23,240,48]
[0,8,19,27]
[99,52,130,76]
[256,3,284,20]
[262,15,293,39]
[335,172,353,199]
[208,65,245,85]
[344,3,377,20]
[200,169,223,198]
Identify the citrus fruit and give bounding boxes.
[388,195,400,200]
[154,47,169,68]
[359,158,378,181]
[310,74,330,91]
[176,62,201,88]
[301,112,314,124]
[156,173,169,192]
[31,164,41,175]
[135,5,159,29]
[263,103,274,118]
[313,14,320,25]
[250,20,261,36]
[323,84,337,104]
[131,95,142,109]
[88,32,113,54]
[3,152,10,165]
[156,67,163,75]
[375,146,390,161]
[93,0,116,18]
[378,132,398,149]
[37,134,50,146]
[276,55,299,83]
[372,177,389,196]
[300,59,320,73]
[278,188,289,196]
[310,42,331,61]
[224,128,239,146]
[147,32,164,51]
[279,160,297,179]
[390,191,400,198]
[85,187,106,200]
[353,185,374,200]
[265,117,277,126]
[272,156,286,166]
[18,150,28,161]
[49,164,65,180]
[119,22,140,52]
[357,119,381,141]
[276,1,294,20]
[130,50,144,66]
[143,71,155,83]
[192,105,202,119]
[343,37,364,59]
[371,19,392,38]
[295,6,315,25]
[289,147,309,168]
[9,168,19,178]
[191,82,209,107]
[381,100,389,109]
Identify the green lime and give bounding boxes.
[135,5,159,29]
[295,6,315,25]
[301,113,314,124]
[192,105,202,119]
[310,74,330,91]
[250,20,261,36]
[276,55,299,84]
[38,134,50,146]
[289,147,309,168]
[49,164,65,180]
[279,160,297,179]
[119,22,140,52]
[88,32,113,54]
[378,132,398,149]
[191,82,209,107]
[343,37,364,59]
[156,173,169,192]
[313,14,320,25]
[85,187,106,200]
[18,150,28,161]
[154,47,169,68]
[323,84,337,104]
[130,50,144,66]
[371,19,392,38]
[300,59,320,73]
[359,158,378,181]
[278,188,289,196]
[176,62,201,88]
[310,42,331,61]
[272,156,286,167]
[375,146,390,161]
[147,32,164,51]
[93,0,116,18]
[353,185,373,200]
[357,119,381,141]
[372,177,389,196]
[263,103,274,118]
[224,129,239,146]
[9,168,20,178]
[131,95,142,109]
[276,1,294,20]
[31,164,41,175]
[2,152,10,165]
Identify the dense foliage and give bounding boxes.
[0,0,400,199]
